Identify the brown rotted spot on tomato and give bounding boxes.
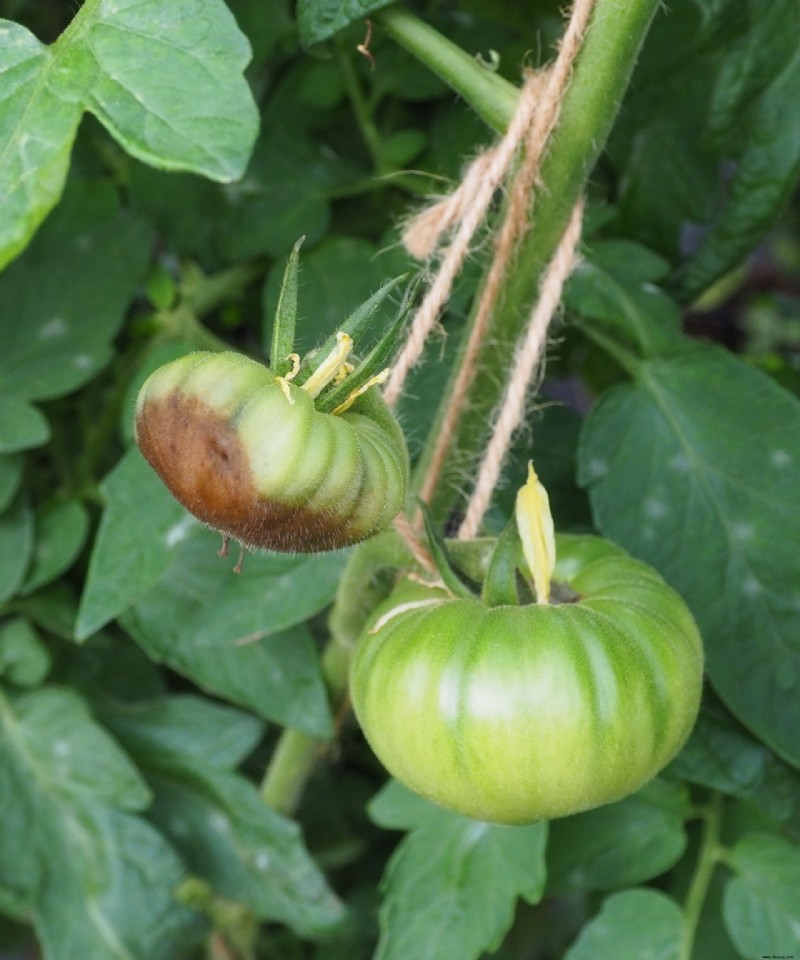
[136,391,358,553]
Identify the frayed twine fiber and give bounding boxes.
[457,199,583,540]
[386,0,593,545]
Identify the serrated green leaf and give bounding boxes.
[368,778,445,833]
[578,341,800,768]
[371,792,547,960]
[564,889,685,960]
[0,495,33,604]
[669,700,800,835]
[0,0,258,267]
[612,0,800,298]
[120,536,343,736]
[566,240,682,357]
[218,124,357,262]
[0,396,49,452]
[0,686,150,810]
[76,448,191,639]
[100,694,264,770]
[0,179,153,402]
[0,687,204,959]
[547,779,690,893]
[21,499,89,596]
[0,453,23,510]
[678,42,800,301]
[0,617,50,686]
[101,695,344,937]
[296,0,394,48]
[723,832,800,957]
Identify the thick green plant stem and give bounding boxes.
[681,793,723,960]
[374,7,518,133]
[409,0,661,523]
[261,638,351,815]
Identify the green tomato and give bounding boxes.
[350,534,703,825]
[135,351,409,553]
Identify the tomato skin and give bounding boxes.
[135,351,409,552]
[350,534,703,824]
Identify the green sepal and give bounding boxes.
[419,501,477,601]
[316,276,417,414]
[481,517,520,608]
[297,274,409,384]
[270,236,304,377]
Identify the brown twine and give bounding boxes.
[457,199,584,540]
[386,0,594,550]
[382,69,548,408]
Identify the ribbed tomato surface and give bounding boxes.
[351,535,702,824]
[135,351,409,552]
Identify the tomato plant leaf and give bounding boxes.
[612,0,800,299]
[564,889,685,960]
[546,779,690,893]
[578,341,800,769]
[296,0,394,48]
[368,783,547,960]
[101,695,345,937]
[565,239,682,358]
[0,397,49,453]
[98,694,264,770]
[677,41,800,301]
[0,617,50,687]
[0,179,152,404]
[0,454,23,511]
[723,832,800,957]
[0,496,33,605]
[21,500,90,596]
[0,686,201,957]
[77,448,191,640]
[218,125,357,261]
[0,0,258,268]
[669,700,800,835]
[120,536,343,736]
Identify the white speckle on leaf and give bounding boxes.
[644,497,669,520]
[165,514,195,548]
[254,851,270,871]
[209,812,229,834]
[770,449,791,468]
[731,522,754,543]
[586,457,608,480]
[741,575,762,598]
[669,453,690,473]
[73,354,93,371]
[39,316,68,340]
[53,740,70,758]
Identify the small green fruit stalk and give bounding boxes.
[350,465,704,825]
[135,240,411,558]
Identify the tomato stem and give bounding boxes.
[260,636,352,815]
[680,792,724,960]
[409,0,661,525]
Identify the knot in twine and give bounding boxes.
[386,0,593,548]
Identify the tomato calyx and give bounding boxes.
[419,460,570,609]
[269,238,415,417]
